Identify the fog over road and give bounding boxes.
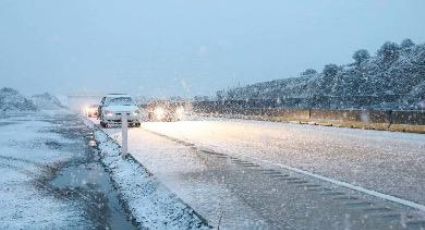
[99,118,425,229]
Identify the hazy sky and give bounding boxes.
[1,0,425,97]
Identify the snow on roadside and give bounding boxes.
[0,87,37,112]
[31,93,66,110]
[91,125,210,229]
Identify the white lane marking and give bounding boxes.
[225,152,425,213]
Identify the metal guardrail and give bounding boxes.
[192,101,425,126]
[196,95,425,110]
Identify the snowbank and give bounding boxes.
[92,127,210,229]
[0,87,68,113]
[0,87,37,112]
[31,93,65,110]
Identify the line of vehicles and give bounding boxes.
[84,93,187,128]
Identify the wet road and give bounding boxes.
[50,129,137,230]
[50,113,137,229]
[100,119,425,229]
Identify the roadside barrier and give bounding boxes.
[192,102,425,134]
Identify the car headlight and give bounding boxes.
[154,107,165,119]
[175,106,184,118]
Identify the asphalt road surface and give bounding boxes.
[98,118,425,229]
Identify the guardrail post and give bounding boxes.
[387,109,393,129]
[121,112,128,159]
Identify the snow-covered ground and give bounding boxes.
[0,88,210,229]
[99,123,272,229]
[99,118,425,229]
[85,120,210,229]
[0,112,89,229]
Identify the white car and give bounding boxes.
[99,94,141,128]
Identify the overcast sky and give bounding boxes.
[1,0,425,97]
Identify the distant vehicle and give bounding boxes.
[99,94,141,128]
[84,104,99,118]
[146,100,185,122]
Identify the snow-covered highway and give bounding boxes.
[99,118,425,229]
[141,119,425,205]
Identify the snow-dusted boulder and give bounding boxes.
[31,93,65,110]
[0,87,37,112]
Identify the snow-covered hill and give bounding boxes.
[31,93,65,110]
[218,39,425,109]
[0,88,37,112]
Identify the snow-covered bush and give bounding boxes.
[401,38,415,49]
[31,93,65,110]
[352,49,370,65]
[215,40,425,109]
[0,87,37,112]
[377,41,401,63]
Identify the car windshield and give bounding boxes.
[106,97,134,106]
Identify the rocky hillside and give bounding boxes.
[218,39,425,109]
[0,88,37,112]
